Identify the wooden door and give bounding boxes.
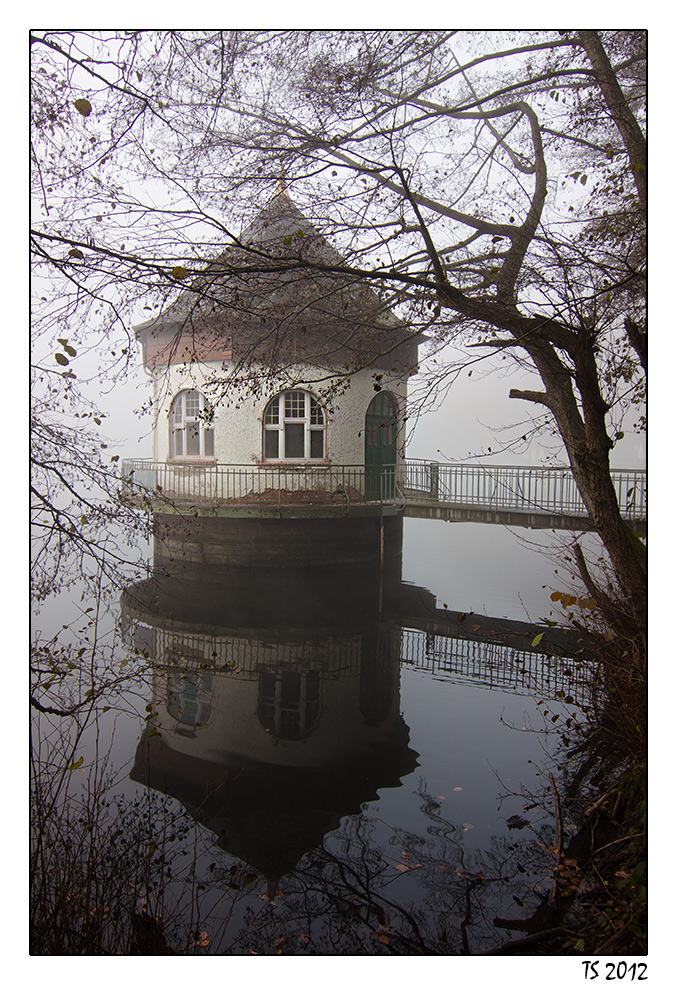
[364,391,397,500]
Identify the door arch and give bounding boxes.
[364,391,398,500]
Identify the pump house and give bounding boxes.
[124,187,422,564]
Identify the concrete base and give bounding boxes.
[153,512,404,569]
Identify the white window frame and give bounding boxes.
[262,389,327,462]
[169,389,215,459]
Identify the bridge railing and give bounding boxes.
[404,460,646,520]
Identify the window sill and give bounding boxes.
[167,458,218,466]
[256,460,332,468]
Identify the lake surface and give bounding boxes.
[31,514,597,955]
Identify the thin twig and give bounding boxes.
[549,771,564,907]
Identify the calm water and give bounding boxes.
[32,516,596,955]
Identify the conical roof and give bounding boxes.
[134,188,419,374]
[239,186,341,258]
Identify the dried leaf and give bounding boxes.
[74,98,92,117]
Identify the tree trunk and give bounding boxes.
[566,443,646,625]
[578,30,647,211]
[521,338,646,625]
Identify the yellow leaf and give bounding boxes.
[69,756,83,771]
[171,265,188,280]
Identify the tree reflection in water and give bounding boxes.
[173,779,565,956]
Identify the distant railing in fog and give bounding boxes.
[120,458,646,521]
[404,459,646,520]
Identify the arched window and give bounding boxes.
[169,389,214,459]
[365,391,397,449]
[262,389,326,461]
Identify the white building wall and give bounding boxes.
[152,360,409,466]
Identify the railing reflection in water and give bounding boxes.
[399,628,595,704]
[127,616,594,706]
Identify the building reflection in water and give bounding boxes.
[122,515,418,883]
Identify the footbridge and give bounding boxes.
[401,460,645,532]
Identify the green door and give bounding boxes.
[365,391,397,500]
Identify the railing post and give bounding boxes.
[428,461,439,500]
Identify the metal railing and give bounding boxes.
[404,460,646,521]
[120,458,405,510]
[120,458,646,520]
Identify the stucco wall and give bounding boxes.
[151,360,409,467]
